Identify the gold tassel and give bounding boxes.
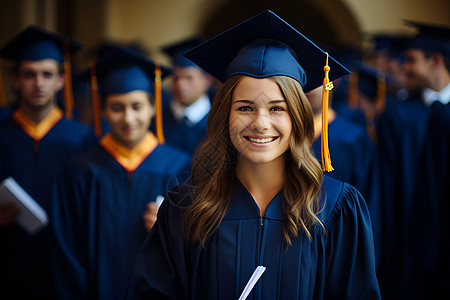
[0,59,6,107]
[89,62,102,137]
[63,41,74,119]
[321,52,334,172]
[154,62,165,144]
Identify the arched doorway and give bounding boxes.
[200,0,361,53]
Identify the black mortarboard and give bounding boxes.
[405,20,450,59]
[162,36,205,68]
[93,44,172,97]
[183,10,350,93]
[0,25,81,64]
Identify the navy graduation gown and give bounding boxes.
[159,106,208,156]
[0,106,13,121]
[126,176,381,299]
[0,114,96,299]
[375,96,432,299]
[406,101,450,299]
[52,140,191,300]
[312,115,381,263]
[312,115,374,198]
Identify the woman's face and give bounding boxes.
[103,90,154,148]
[229,76,292,166]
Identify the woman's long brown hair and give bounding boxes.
[183,75,324,247]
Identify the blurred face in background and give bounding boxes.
[402,49,433,91]
[171,66,211,107]
[103,90,154,148]
[13,59,64,110]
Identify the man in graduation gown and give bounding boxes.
[0,25,96,299]
[158,37,213,156]
[375,20,450,300]
[52,44,192,300]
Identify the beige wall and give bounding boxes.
[343,0,450,32]
[1,0,449,64]
[82,0,450,62]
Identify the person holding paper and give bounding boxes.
[126,10,380,300]
[52,44,191,300]
[0,26,96,299]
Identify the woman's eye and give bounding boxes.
[237,106,252,111]
[270,106,285,112]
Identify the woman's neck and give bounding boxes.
[235,156,286,217]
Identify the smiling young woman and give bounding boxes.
[126,10,380,300]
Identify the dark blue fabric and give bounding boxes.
[157,105,208,156]
[0,115,96,299]
[0,107,13,121]
[406,101,450,299]
[52,142,191,300]
[375,96,434,299]
[312,115,374,197]
[312,116,381,264]
[0,25,82,63]
[126,176,380,299]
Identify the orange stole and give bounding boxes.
[12,106,63,141]
[99,132,158,173]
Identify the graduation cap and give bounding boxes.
[405,20,450,59]
[88,44,172,141]
[0,25,82,118]
[371,34,410,62]
[162,36,206,68]
[184,9,351,171]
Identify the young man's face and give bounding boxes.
[171,66,211,107]
[402,49,433,91]
[13,59,64,109]
[103,90,154,149]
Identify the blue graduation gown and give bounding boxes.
[159,106,208,156]
[406,101,450,299]
[312,116,380,263]
[375,96,432,299]
[0,114,96,299]
[52,140,191,300]
[312,115,374,198]
[0,107,13,121]
[126,176,381,299]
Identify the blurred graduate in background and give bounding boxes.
[52,44,192,300]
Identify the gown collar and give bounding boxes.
[99,132,158,172]
[224,180,285,221]
[12,106,63,141]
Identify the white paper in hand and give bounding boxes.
[238,265,266,300]
[0,177,48,235]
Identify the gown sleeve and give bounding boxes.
[322,182,381,300]
[126,186,190,300]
